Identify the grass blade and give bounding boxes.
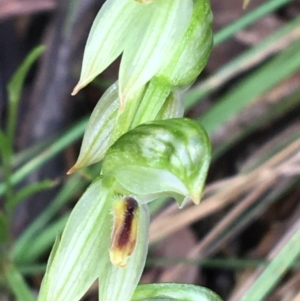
[199,39,300,134]
[5,264,35,301]
[241,220,300,301]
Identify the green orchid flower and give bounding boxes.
[68,79,184,173]
[38,118,211,301]
[68,0,213,173]
[72,0,193,105]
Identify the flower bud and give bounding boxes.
[102,118,211,207]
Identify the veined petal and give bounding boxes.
[72,0,140,95]
[119,0,193,104]
[68,83,119,173]
[38,178,113,301]
[99,203,149,301]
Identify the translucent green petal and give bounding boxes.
[73,0,139,94]
[69,83,119,173]
[99,204,149,301]
[38,178,113,301]
[119,0,193,102]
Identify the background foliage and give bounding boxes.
[0,0,300,300]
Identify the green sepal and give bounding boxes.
[38,235,60,299]
[69,83,119,172]
[72,0,138,94]
[118,0,193,102]
[158,0,213,87]
[102,118,211,207]
[73,0,193,101]
[131,283,223,301]
[38,178,113,301]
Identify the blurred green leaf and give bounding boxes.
[13,174,85,263]
[5,264,35,301]
[199,39,300,134]
[7,46,44,145]
[241,220,300,301]
[7,179,58,210]
[185,16,300,108]
[213,88,300,159]
[0,118,88,198]
[0,213,9,244]
[16,215,69,264]
[214,0,293,46]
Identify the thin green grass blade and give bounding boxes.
[0,137,52,181]
[213,88,300,159]
[7,46,44,144]
[12,138,54,168]
[208,177,300,259]
[5,264,35,301]
[185,17,300,109]
[199,39,300,134]
[18,264,47,276]
[0,213,9,244]
[16,215,69,264]
[214,0,293,46]
[241,220,300,301]
[8,179,58,210]
[241,132,300,173]
[13,174,85,263]
[0,126,14,201]
[0,117,88,198]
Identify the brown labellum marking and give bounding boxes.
[110,197,139,268]
[117,197,138,248]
